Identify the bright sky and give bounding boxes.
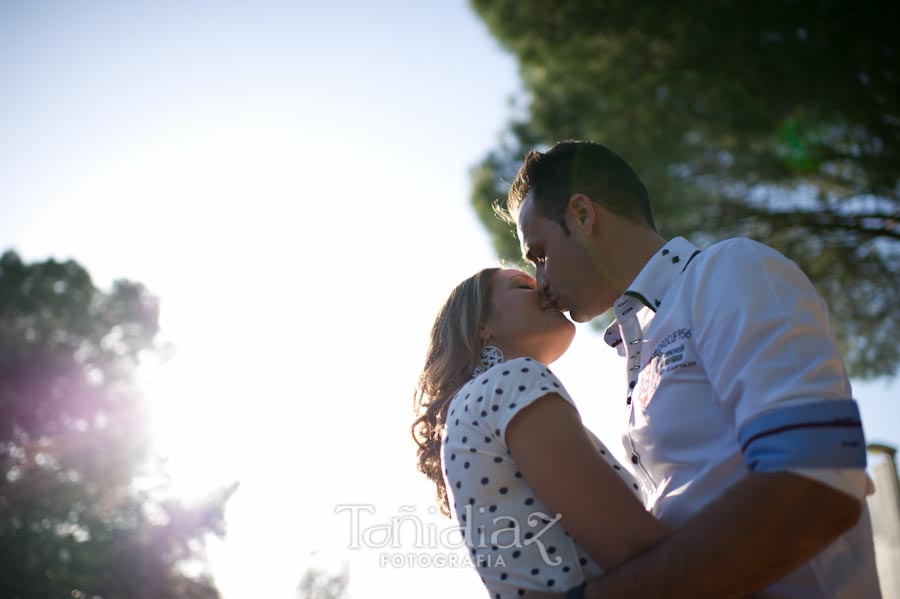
[2,3,898,598]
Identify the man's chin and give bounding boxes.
[568,310,592,324]
[568,305,606,323]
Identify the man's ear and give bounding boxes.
[566,194,597,237]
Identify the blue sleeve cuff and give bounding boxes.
[738,400,867,472]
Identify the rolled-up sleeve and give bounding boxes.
[691,239,868,499]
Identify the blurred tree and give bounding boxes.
[0,250,234,599]
[469,0,900,378]
[296,564,349,599]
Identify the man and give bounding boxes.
[507,141,880,598]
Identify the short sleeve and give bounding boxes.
[471,357,575,446]
[692,239,851,425]
[690,239,867,484]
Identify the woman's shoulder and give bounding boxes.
[474,356,542,377]
[461,358,571,416]
[466,357,563,392]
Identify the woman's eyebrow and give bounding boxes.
[510,274,534,286]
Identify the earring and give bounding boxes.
[473,345,504,377]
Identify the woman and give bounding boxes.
[413,268,668,598]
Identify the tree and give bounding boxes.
[469,0,900,378]
[296,564,349,599]
[0,250,233,599]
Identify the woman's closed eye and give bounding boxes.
[509,272,537,289]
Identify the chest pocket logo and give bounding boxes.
[639,328,697,407]
[637,355,662,408]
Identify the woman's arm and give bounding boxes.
[505,393,669,569]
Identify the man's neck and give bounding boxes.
[605,228,668,296]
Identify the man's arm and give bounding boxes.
[522,471,861,599]
[582,471,861,599]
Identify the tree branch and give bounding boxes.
[731,206,900,241]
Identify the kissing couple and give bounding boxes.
[413,141,880,598]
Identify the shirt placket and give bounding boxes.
[614,297,657,491]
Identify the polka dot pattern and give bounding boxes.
[440,357,643,598]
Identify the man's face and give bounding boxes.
[516,194,613,323]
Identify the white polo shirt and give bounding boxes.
[604,236,881,598]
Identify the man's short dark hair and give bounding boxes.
[504,141,656,234]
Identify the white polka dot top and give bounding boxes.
[441,357,642,598]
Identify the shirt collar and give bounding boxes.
[603,321,626,356]
[603,237,701,350]
[624,237,700,312]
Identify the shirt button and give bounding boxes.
[631,455,639,465]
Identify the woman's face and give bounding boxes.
[481,269,576,364]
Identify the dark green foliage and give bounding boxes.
[0,250,232,599]
[468,0,900,377]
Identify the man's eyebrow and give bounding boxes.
[520,243,535,263]
[524,248,541,264]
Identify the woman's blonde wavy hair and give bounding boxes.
[412,268,499,516]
